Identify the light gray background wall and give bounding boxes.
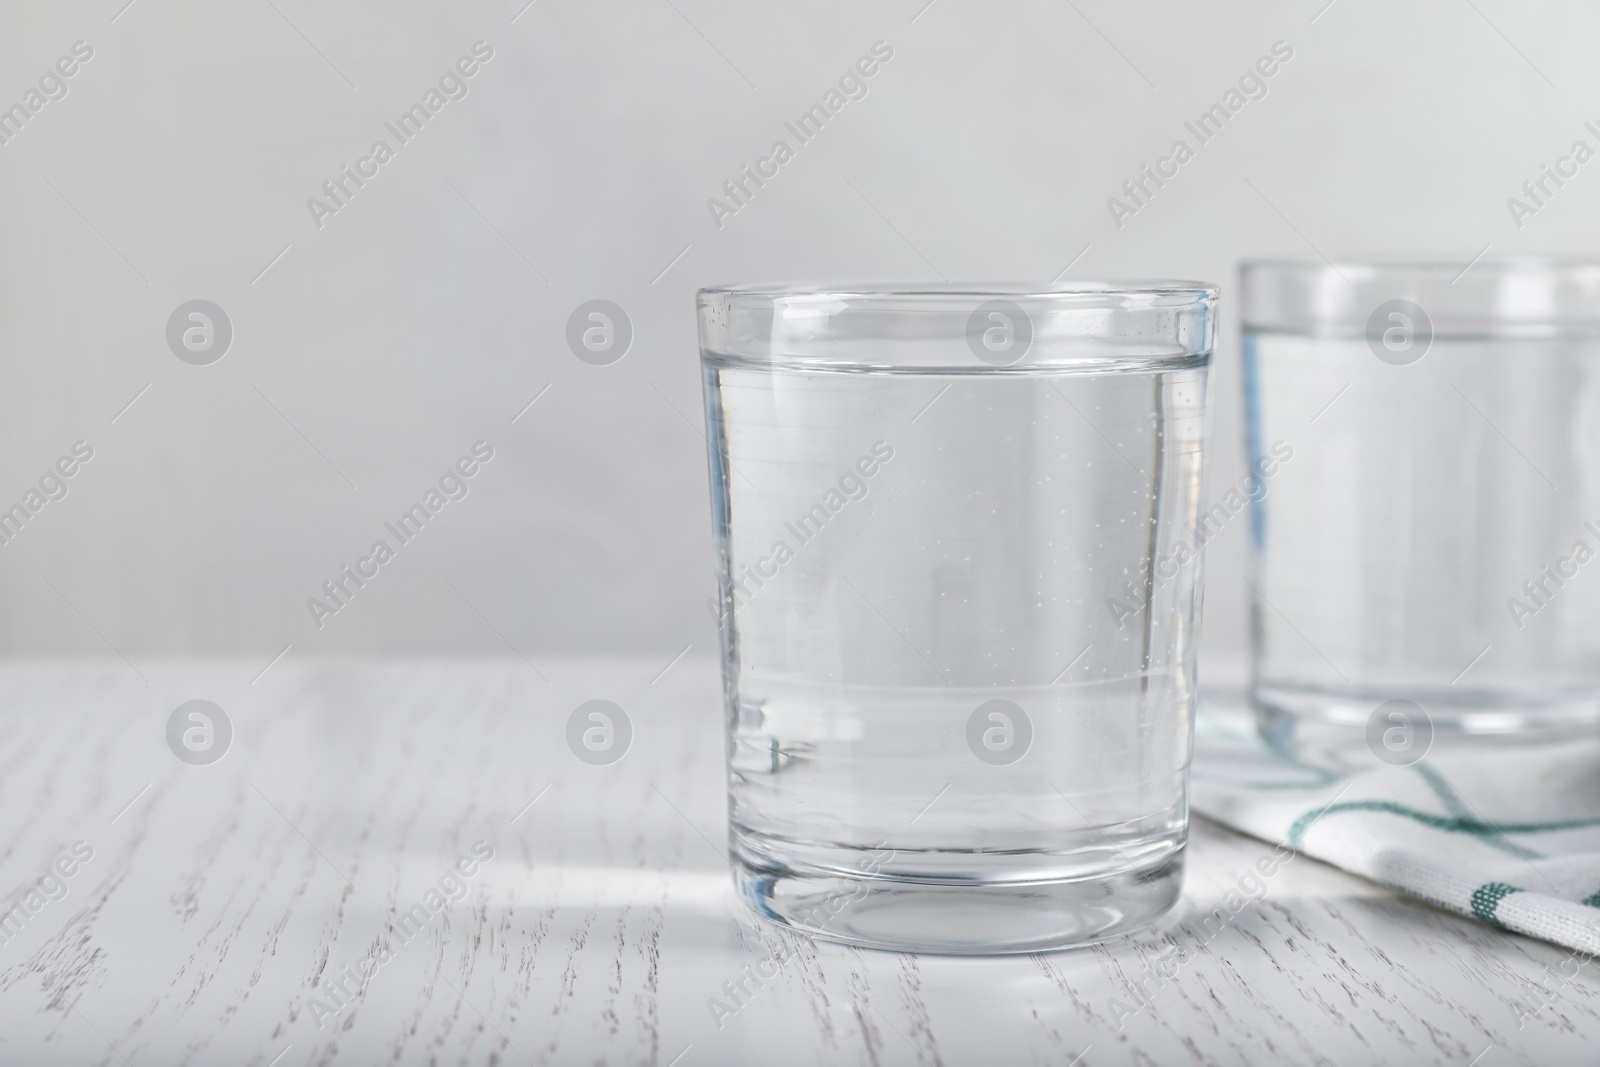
[0,0,1591,663]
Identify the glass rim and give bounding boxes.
[1240,256,1600,278]
[698,280,1218,373]
[699,280,1219,302]
[1240,257,1600,336]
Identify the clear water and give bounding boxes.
[703,356,1208,949]
[1244,329,1600,760]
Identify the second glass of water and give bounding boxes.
[700,282,1216,953]
[1243,260,1600,766]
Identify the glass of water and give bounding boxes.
[1242,260,1600,767]
[699,282,1216,953]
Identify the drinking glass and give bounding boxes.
[699,282,1216,953]
[1242,260,1600,767]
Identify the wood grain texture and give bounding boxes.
[0,658,1594,1065]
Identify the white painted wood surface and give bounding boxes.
[0,658,1594,1065]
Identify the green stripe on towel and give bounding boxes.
[1470,882,1524,927]
[1287,801,1600,849]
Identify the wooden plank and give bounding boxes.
[0,660,1591,1065]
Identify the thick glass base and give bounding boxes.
[732,837,1184,955]
[1253,680,1600,771]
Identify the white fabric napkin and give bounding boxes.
[1191,690,1600,955]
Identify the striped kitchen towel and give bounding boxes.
[1190,690,1600,955]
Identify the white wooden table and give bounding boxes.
[1,658,1594,1065]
